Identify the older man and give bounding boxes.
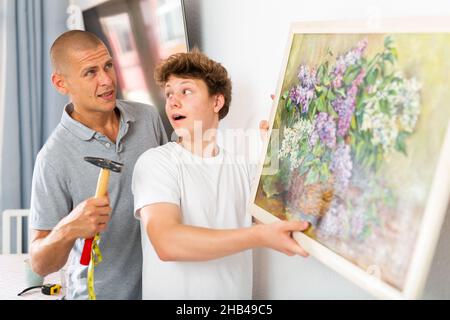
[29,30,167,299]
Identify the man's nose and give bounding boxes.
[98,70,113,86]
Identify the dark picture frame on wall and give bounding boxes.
[80,0,190,137]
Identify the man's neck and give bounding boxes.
[180,136,219,158]
[70,105,120,143]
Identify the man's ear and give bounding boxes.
[51,73,69,96]
[213,94,225,114]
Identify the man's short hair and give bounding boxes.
[154,49,232,120]
[50,30,105,74]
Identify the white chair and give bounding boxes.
[2,209,30,254]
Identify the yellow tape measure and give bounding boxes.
[87,233,103,300]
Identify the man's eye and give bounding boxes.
[165,92,173,98]
[105,63,113,70]
[183,89,192,95]
[85,70,95,77]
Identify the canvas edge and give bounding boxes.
[248,17,450,300]
[289,16,450,33]
[402,121,450,299]
[248,24,296,210]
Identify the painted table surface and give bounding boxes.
[0,254,64,300]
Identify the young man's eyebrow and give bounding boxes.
[165,79,196,88]
[179,80,195,85]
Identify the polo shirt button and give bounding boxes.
[105,143,111,148]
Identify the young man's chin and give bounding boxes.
[173,127,191,139]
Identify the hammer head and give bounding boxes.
[84,156,124,173]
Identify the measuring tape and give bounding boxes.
[87,233,103,300]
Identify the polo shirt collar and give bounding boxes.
[60,100,136,141]
[116,100,136,124]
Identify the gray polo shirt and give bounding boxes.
[30,99,167,300]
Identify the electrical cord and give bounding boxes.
[18,284,62,296]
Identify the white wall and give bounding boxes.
[188,0,450,299]
[0,0,7,250]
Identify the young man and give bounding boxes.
[29,30,167,299]
[132,51,309,299]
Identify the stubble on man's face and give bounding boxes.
[63,45,117,114]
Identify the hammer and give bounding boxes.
[80,156,124,266]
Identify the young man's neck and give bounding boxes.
[179,136,219,158]
[70,104,120,143]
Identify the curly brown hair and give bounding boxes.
[154,49,232,120]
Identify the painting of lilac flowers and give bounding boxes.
[251,27,450,299]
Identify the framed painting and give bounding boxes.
[249,18,450,299]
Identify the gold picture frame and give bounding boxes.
[249,18,450,299]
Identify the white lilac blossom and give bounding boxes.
[362,74,421,153]
[395,78,421,133]
[361,104,398,154]
[278,119,315,169]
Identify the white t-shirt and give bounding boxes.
[132,142,255,299]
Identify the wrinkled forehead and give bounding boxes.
[54,44,112,75]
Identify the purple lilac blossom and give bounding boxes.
[332,39,368,89]
[350,208,366,239]
[333,69,366,137]
[314,112,336,149]
[289,65,317,114]
[317,199,347,239]
[289,85,315,114]
[333,96,355,137]
[330,142,353,191]
[309,130,319,148]
[297,65,317,88]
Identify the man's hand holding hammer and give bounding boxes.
[29,195,112,277]
[66,196,112,239]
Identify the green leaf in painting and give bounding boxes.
[343,66,361,86]
[384,52,395,65]
[285,98,293,112]
[327,102,338,118]
[384,35,393,49]
[317,64,325,81]
[366,68,378,86]
[320,163,330,181]
[299,164,309,176]
[379,100,390,114]
[326,89,336,100]
[306,169,319,185]
[335,88,346,97]
[395,132,409,156]
[315,85,324,94]
[350,115,357,130]
[390,47,398,59]
[316,96,326,112]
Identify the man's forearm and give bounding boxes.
[30,223,76,276]
[149,223,263,262]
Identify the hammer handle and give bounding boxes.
[80,168,111,265]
